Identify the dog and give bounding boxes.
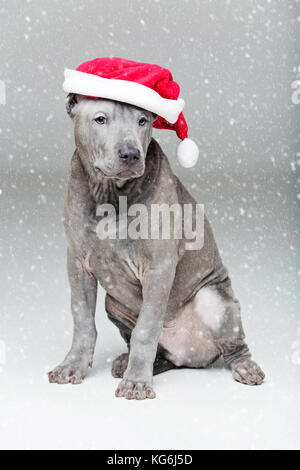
[48,94,265,399]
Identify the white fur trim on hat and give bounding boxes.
[177,138,199,168]
[63,69,185,124]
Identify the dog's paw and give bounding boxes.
[111,353,129,378]
[48,358,92,385]
[115,378,156,400]
[231,358,265,385]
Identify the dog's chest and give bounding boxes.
[87,236,144,302]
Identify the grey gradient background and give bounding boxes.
[0,0,299,450]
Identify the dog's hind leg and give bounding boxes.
[215,279,265,385]
[112,350,176,378]
[107,312,176,378]
[153,351,177,375]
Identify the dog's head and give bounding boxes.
[66,94,157,181]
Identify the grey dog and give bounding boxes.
[48,94,265,399]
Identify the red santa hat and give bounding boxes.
[63,57,199,168]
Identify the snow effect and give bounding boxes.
[0,0,299,451]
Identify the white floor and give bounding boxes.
[0,169,299,450]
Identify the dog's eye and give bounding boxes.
[95,116,106,125]
[139,117,147,126]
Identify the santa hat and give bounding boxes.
[63,57,199,168]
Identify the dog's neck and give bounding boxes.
[79,139,161,209]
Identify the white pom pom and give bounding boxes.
[176,138,199,168]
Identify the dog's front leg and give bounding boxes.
[48,248,97,384]
[115,260,176,400]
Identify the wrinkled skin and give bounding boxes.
[48,94,265,399]
[68,94,154,180]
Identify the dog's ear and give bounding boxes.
[65,93,83,118]
[152,113,158,122]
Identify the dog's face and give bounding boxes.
[66,94,156,181]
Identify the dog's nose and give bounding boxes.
[118,145,140,165]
